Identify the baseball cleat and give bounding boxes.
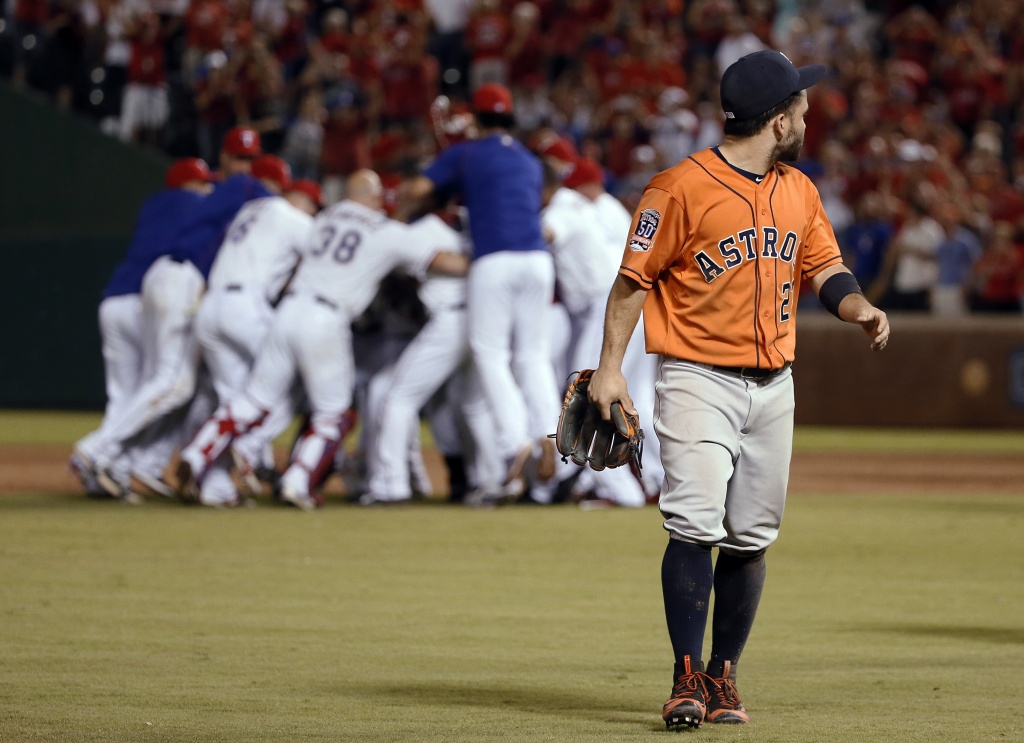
[95,468,127,500]
[705,661,749,724]
[174,458,201,504]
[229,450,264,499]
[68,450,102,494]
[502,443,536,496]
[279,485,322,511]
[662,656,708,730]
[462,489,502,509]
[536,437,556,482]
[120,490,145,506]
[358,494,411,507]
[130,471,176,499]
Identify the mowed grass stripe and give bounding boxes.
[0,493,1021,742]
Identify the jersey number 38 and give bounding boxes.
[311,227,362,264]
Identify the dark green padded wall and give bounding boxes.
[0,83,167,407]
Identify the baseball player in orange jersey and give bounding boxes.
[588,50,890,729]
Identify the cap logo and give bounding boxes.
[242,131,255,147]
[724,111,735,119]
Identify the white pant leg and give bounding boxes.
[569,297,605,373]
[276,296,356,497]
[195,288,274,405]
[367,310,468,498]
[76,294,145,460]
[94,258,203,466]
[548,302,573,385]
[468,251,559,458]
[182,297,302,477]
[129,369,219,482]
[452,363,505,493]
[655,360,794,552]
[509,252,560,443]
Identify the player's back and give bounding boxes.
[168,174,273,277]
[425,134,546,257]
[593,192,634,251]
[103,188,205,298]
[543,187,616,311]
[290,200,432,317]
[207,197,312,302]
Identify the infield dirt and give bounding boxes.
[2,443,1022,497]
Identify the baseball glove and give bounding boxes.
[553,369,643,472]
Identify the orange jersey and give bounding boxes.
[619,148,843,369]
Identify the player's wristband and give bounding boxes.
[818,272,863,318]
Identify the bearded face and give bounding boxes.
[773,116,805,163]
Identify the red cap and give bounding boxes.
[251,155,292,189]
[286,178,323,208]
[540,137,579,163]
[165,158,213,188]
[222,126,262,157]
[563,158,604,189]
[473,83,514,114]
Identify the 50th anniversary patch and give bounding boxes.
[629,209,661,251]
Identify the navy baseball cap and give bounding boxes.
[720,50,827,122]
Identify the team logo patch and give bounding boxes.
[629,209,661,252]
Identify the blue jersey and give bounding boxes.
[168,174,273,278]
[102,188,206,299]
[424,134,547,259]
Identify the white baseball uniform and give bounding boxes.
[542,187,646,506]
[187,196,313,504]
[87,255,205,485]
[364,214,497,502]
[585,189,664,499]
[180,199,439,506]
[73,294,146,492]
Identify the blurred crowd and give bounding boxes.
[2,0,1023,313]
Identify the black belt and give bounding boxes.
[707,363,791,380]
[282,291,340,311]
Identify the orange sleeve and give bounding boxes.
[618,186,688,289]
[798,184,844,278]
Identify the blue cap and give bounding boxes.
[720,50,827,122]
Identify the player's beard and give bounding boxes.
[772,127,805,164]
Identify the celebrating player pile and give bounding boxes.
[588,50,890,729]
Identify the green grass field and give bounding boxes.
[1,414,1022,742]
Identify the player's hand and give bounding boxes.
[855,306,889,351]
[588,366,636,421]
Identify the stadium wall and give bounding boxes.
[0,83,167,408]
[795,313,1024,428]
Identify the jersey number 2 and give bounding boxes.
[780,282,792,322]
[312,227,362,264]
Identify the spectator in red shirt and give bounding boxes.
[971,221,1024,312]
[184,0,228,81]
[194,52,239,166]
[119,12,168,145]
[320,91,373,205]
[380,13,437,125]
[233,31,286,149]
[465,0,511,90]
[506,2,547,90]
